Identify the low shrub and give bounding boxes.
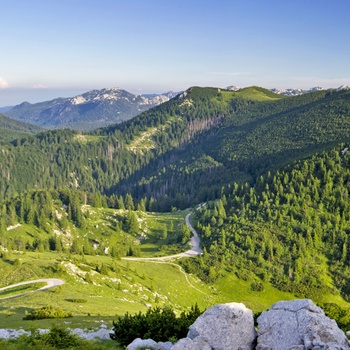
[110,304,202,346]
[250,281,264,292]
[65,298,87,303]
[23,306,72,320]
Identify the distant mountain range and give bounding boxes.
[227,84,350,96]
[4,88,179,131]
[0,106,13,113]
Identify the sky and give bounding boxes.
[1,0,350,106]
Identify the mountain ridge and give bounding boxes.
[4,84,350,132]
[5,88,179,131]
[0,113,43,144]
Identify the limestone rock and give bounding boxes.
[171,337,211,350]
[127,338,173,350]
[185,302,256,350]
[158,341,174,350]
[257,299,350,350]
[127,338,158,350]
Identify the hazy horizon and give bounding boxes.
[1,0,350,106]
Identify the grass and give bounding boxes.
[127,116,182,154]
[136,210,190,256]
[73,134,105,143]
[0,250,211,329]
[127,127,157,152]
[235,86,285,101]
[213,272,295,312]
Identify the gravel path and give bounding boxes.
[0,278,65,300]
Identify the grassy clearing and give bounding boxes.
[73,134,105,143]
[127,116,182,153]
[128,127,157,152]
[0,249,348,331]
[137,210,190,257]
[0,250,210,329]
[235,86,284,101]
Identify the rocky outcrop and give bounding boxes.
[126,299,350,350]
[256,299,350,350]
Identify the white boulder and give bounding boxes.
[257,299,350,350]
[183,302,256,350]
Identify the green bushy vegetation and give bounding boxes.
[110,304,201,346]
[23,306,72,320]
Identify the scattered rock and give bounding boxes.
[0,329,30,339]
[70,326,113,340]
[257,299,350,350]
[126,337,173,349]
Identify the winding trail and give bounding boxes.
[123,210,207,295]
[0,278,65,300]
[123,211,202,262]
[0,210,202,299]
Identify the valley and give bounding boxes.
[1,85,350,346]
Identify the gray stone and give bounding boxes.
[170,337,211,350]
[257,299,350,350]
[127,337,158,350]
[158,341,174,350]
[127,338,173,350]
[186,302,256,350]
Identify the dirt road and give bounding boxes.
[0,278,65,300]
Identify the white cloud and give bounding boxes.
[0,77,9,89]
[32,84,48,89]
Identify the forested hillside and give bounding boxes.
[1,87,350,211]
[0,187,191,264]
[0,114,42,145]
[186,146,350,303]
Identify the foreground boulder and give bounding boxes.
[257,299,350,350]
[172,302,256,350]
[126,299,350,350]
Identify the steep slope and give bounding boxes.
[5,88,175,130]
[185,146,350,304]
[0,113,42,144]
[117,88,350,208]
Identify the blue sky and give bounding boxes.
[1,0,350,105]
